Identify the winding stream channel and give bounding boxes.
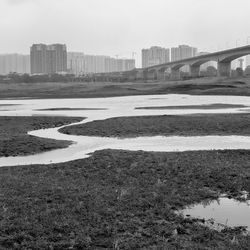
[1,93,250,230]
[1,94,250,167]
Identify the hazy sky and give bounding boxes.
[1,0,250,66]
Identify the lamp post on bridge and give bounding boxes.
[236,39,240,48]
[247,37,250,45]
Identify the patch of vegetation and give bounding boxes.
[0,116,83,157]
[135,103,246,110]
[1,149,250,249]
[60,113,250,138]
[35,108,106,111]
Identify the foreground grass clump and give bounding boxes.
[1,149,250,249]
[0,116,82,157]
[61,113,250,137]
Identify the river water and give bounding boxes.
[1,94,250,166]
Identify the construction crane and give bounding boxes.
[132,52,136,59]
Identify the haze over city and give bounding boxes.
[1,0,250,67]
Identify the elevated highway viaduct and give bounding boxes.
[93,45,250,81]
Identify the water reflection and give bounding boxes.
[180,197,250,230]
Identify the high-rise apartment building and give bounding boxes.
[67,52,135,75]
[67,52,85,76]
[0,54,30,75]
[84,55,108,73]
[30,44,67,74]
[142,46,170,68]
[171,45,197,62]
[171,45,198,72]
[30,44,47,74]
[104,57,117,73]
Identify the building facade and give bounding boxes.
[67,52,135,75]
[67,52,85,75]
[171,45,197,62]
[30,44,67,74]
[142,46,170,68]
[0,54,30,75]
[171,45,198,72]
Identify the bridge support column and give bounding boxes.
[170,68,180,80]
[142,70,148,81]
[157,70,165,81]
[149,71,157,80]
[190,65,200,78]
[136,70,143,80]
[128,72,137,81]
[218,62,231,77]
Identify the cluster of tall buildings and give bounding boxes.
[0,44,135,76]
[141,45,250,72]
[142,45,198,72]
[1,43,250,76]
[67,52,135,75]
[0,54,30,75]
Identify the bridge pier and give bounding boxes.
[136,70,143,80]
[218,62,231,77]
[148,70,157,80]
[170,68,180,80]
[190,65,200,78]
[142,70,148,81]
[128,72,137,81]
[156,70,165,81]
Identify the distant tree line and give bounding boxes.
[1,66,250,84]
[0,73,99,83]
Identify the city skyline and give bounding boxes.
[1,0,250,67]
[0,42,247,75]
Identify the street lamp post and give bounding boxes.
[247,36,250,45]
[236,39,240,48]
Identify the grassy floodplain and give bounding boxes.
[60,113,250,138]
[1,149,250,249]
[135,103,246,110]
